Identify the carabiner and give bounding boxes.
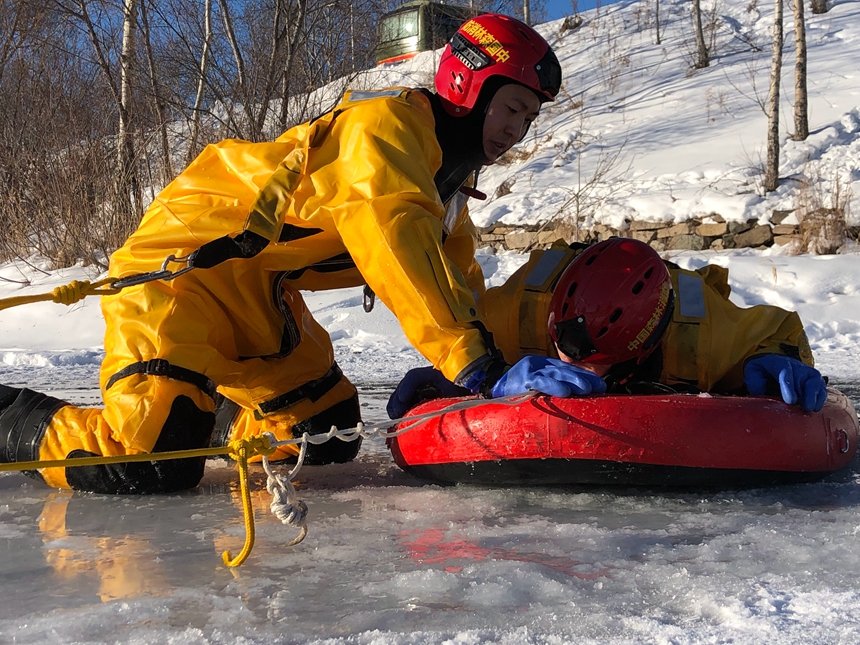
[112,254,196,289]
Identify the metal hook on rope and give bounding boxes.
[112,253,197,289]
[221,435,277,568]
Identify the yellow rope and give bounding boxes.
[0,278,122,312]
[0,445,231,471]
[221,435,276,568]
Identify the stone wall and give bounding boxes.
[478,211,854,253]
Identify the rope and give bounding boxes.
[0,278,122,312]
[261,433,309,546]
[221,435,276,567]
[0,391,535,566]
[0,444,233,472]
[0,253,195,313]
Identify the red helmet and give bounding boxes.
[435,13,561,115]
[548,238,674,366]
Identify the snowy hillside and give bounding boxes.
[350,0,860,231]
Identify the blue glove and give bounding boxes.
[387,366,470,419]
[743,354,827,412]
[491,355,607,398]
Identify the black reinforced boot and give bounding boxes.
[291,393,362,465]
[0,383,215,493]
[210,392,363,466]
[64,395,215,494]
[0,385,69,483]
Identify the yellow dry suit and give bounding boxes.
[0,87,493,493]
[483,241,814,393]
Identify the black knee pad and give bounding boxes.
[293,393,362,465]
[0,385,68,483]
[65,395,215,494]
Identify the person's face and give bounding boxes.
[482,83,541,163]
[555,348,613,378]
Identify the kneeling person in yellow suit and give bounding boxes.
[0,14,577,493]
[388,237,827,418]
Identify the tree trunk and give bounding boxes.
[278,0,308,132]
[524,0,531,25]
[692,0,709,68]
[655,0,661,45]
[117,0,141,222]
[139,0,172,185]
[216,0,257,139]
[765,0,784,192]
[188,0,213,165]
[253,0,290,139]
[792,0,808,140]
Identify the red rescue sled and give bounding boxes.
[388,389,859,487]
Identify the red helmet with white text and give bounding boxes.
[548,238,674,366]
[435,13,561,115]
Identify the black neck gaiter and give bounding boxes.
[421,77,515,204]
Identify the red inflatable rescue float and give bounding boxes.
[388,389,859,487]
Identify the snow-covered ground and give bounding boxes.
[3,0,860,642]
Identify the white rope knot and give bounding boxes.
[266,472,308,526]
[260,432,311,546]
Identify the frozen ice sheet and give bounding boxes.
[1,364,860,644]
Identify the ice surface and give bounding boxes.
[1,361,860,644]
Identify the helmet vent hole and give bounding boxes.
[585,255,597,266]
[596,326,609,338]
[632,280,644,294]
[561,303,568,316]
[566,282,578,298]
[609,308,622,323]
[644,267,654,279]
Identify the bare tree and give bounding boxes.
[0,1,46,85]
[117,0,142,222]
[655,0,661,45]
[139,0,173,186]
[215,0,257,138]
[692,0,710,68]
[187,0,213,162]
[792,0,808,140]
[277,0,309,133]
[765,0,784,192]
[54,0,143,230]
[810,0,827,14]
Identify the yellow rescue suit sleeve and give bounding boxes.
[310,94,491,382]
[661,264,814,392]
[443,208,486,306]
